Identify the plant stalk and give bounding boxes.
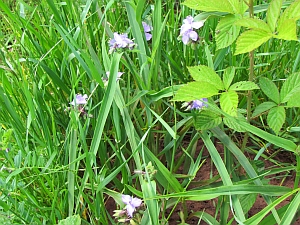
[241,0,255,152]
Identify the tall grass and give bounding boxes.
[0,0,299,224]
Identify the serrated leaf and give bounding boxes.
[276,19,298,40]
[277,0,300,28]
[267,106,285,135]
[223,117,247,132]
[229,81,259,91]
[267,0,283,32]
[194,110,222,130]
[252,102,277,118]
[240,194,258,214]
[173,81,219,102]
[188,66,224,90]
[216,15,241,50]
[220,91,238,116]
[287,90,300,107]
[228,0,248,14]
[280,72,300,103]
[58,215,81,225]
[235,29,272,55]
[259,77,280,104]
[223,67,236,90]
[182,0,235,13]
[235,18,271,32]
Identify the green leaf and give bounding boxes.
[58,215,81,225]
[194,110,222,130]
[280,72,300,103]
[223,67,235,90]
[276,19,298,40]
[216,15,241,50]
[220,91,238,116]
[267,0,283,32]
[235,18,271,32]
[259,77,280,104]
[223,117,247,132]
[188,66,224,90]
[277,0,300,28]
[267,106,286,135]
[240,194,257,214]
[252,102,277,118]
[235,29,272,55]
[229,81,260,91]
[287,90,300,107]
[182,0,235,13]
[228,0,248,14]
[173,82,219,101]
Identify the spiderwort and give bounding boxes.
[102,71,124,86]
[121,195,142,218]
[182,98,208,110]
[70,94,88,106]
[142,22,152,41]
[180,15,204,45]
[109,32,135,53]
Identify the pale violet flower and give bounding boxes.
[122,195,142,217]
[70,94,88,106]
[182,98,208,110]
[109,32,135,53]
[102,71,124,86]
[142,22,152,41]
[180,16,204,45]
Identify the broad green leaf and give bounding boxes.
[223,117,247,132]
[277,0,300,28]
[194,110,222,130]
[188,66,224,90]
[182,0,235,14]
[228,0,248,14]
[173,82,219,101]
[223,67,235,90]
[267,0,283,32]
[276,19,298,40]
[287,90,300,107]
[220,91,238,116]
[252,102,277,118]
[267,106,286,135]
[216,15,241,50]
[58,215,81,225]
[235,29,272,55]
[229,81,259,91]
[259,77,280,104]
[280,72,300,103]
[235,18,270,32]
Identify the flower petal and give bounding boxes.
[121,194,132,205]
[131,197,142,207]
[188,30,198,41]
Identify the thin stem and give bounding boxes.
[242,0,254,152]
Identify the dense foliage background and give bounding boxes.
[0,0,299,224]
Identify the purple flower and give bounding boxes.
[122,195,142,217]
[183,98,208,110]
[180,16,204,45]
[142,22,152,41]
[109,32,135,53]
[70,94,88,106]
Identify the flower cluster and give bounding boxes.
[114,194,143,222]
[182,98,208,110]
[109,32,135,53]
[142,22,152,41]
[179,15,204,45]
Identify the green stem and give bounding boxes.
[242,0,254,152]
